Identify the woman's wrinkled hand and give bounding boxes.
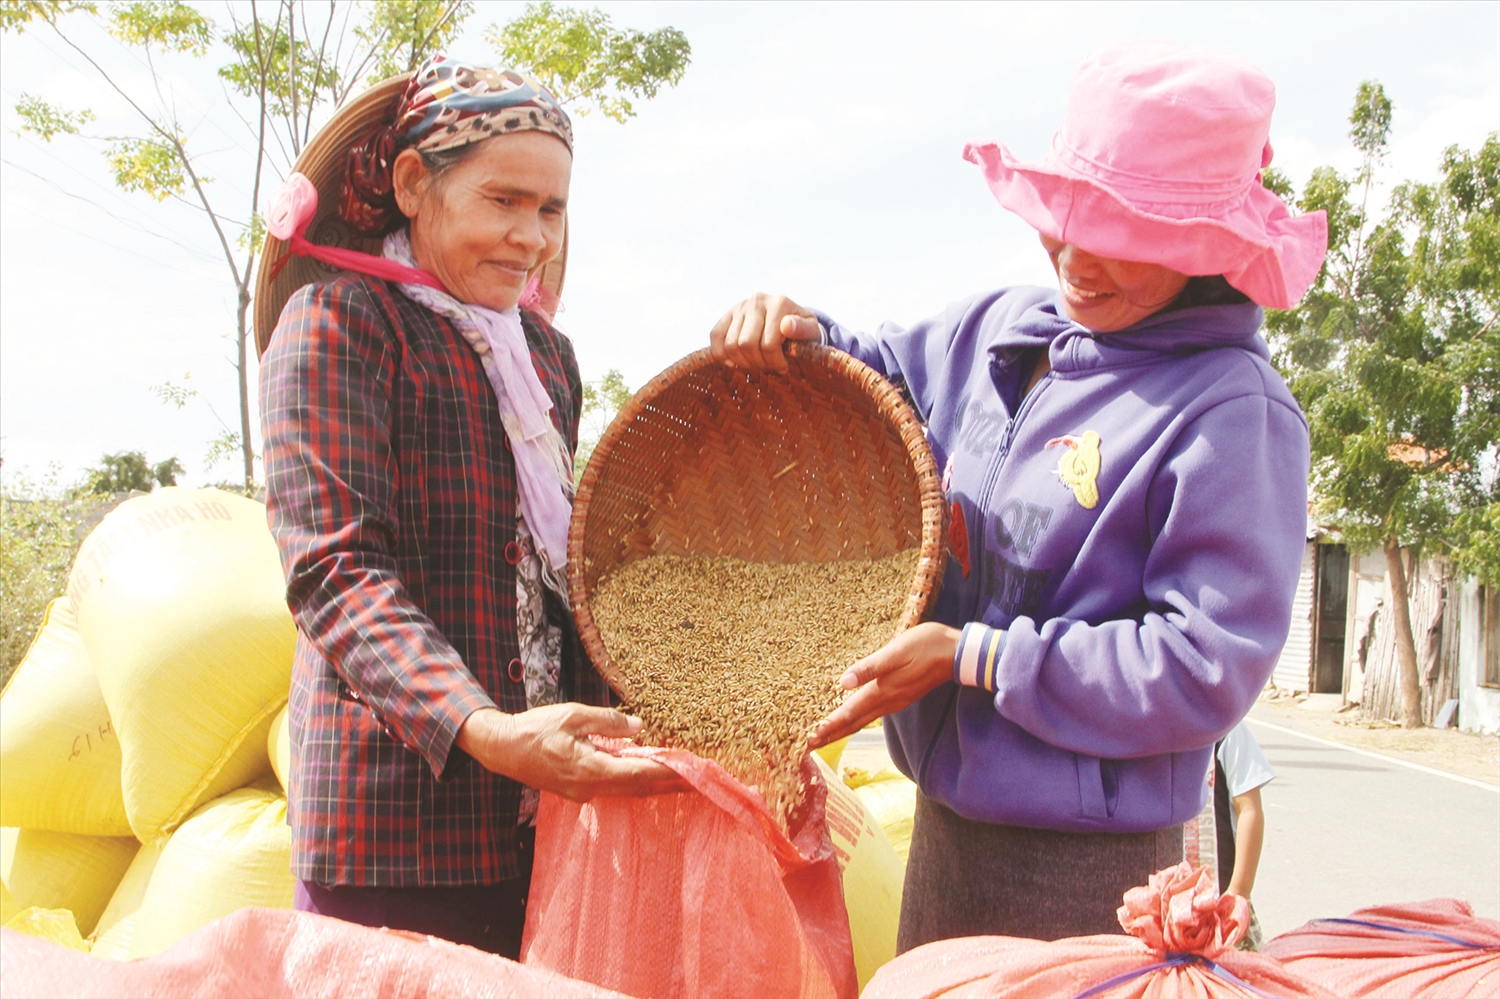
[457,704,688,801]
[709,293,822,373]
[808,622,962,749]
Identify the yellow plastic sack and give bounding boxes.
[268,703,292,794]
[815,757,903,991]
[1,878,18,923]
[0,826,139,936]
[845,765,918,865]
[68,487,295,844]
[88,841,163,960]
[4,905,90,951]
[814,735,850,771]
[122,780,294,959]
[0,600,132,836]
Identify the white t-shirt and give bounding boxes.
[1216,722,1276,833]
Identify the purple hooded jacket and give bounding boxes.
[819,287,1309,834]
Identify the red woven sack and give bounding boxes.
[0,906,625,998]
[862,863,1331,999]
[1261,899,1500,998]
[520,747,857,999]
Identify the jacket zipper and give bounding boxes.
[916,374,1053,785]
[968,372,1052,620]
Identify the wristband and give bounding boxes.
[954,622,1005,692]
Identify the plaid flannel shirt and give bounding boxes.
[260,274,610,886]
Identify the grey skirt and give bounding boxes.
[897,790,1184,950]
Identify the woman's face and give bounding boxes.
[1039,234,1189,333]
[394,131,571,312]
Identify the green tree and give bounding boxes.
[8,2,690,489]
[1268,80,1499,727]
[82,451,183,495]
[0,469,89,686]
[359,0,473,81]
[11,0,274,490]
[492,1,691,122]
[575,368,632,477]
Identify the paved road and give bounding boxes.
[1245,704,1500,938]
[845,713,1500,941]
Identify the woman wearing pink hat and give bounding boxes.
[713,40,1326,944]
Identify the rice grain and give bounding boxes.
[591,548,919,825]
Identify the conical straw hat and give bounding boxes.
[254,73,568,355]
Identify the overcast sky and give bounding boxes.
[2,1,1497,488]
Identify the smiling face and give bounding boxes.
[393,131,571,312]
[1039,234,1190,333]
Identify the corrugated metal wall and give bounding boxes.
[1272,541,1316,693]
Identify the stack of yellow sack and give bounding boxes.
[842,765,918,865]
[3,486,919,979]
[0,488,298,958]
[816,729,920,871]
[811,735,924,990]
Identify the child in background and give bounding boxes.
[1214,721,1275,948]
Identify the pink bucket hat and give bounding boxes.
[965,39,1327,310]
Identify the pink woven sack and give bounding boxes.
[1261,898,1500,998]
[521,747,857,999]
[0,906,625,998]
[862,863,1331,998]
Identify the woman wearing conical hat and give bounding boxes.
[713,40,1325,944]
[258,56,679,955]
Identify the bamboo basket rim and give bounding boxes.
[567,342,948,700]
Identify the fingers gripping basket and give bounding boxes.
[568,343,947,699]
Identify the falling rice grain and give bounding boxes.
[591,548,920,828]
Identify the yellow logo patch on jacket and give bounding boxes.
[1046,431,1102,509]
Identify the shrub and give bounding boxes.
[0,471,90,687]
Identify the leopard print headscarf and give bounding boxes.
[341,55,572,234]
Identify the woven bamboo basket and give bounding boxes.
[569,343,947,700]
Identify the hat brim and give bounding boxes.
[254,73,569,356]
[964,142,1326,311]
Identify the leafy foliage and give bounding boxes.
[4,0,689,494]
[575,368,632,477]
[237,212,265,255]
[82,451,182,495]
[204,430,244,473]
[1269,85,1498,578]
[150,377,197,409]
[0,0,96,34]
[1272,118,1494,567]
[220,17,343,125]
[1349,80,1393,161]
[1270,83,1496,726]
[12,93,94,140]
[108,0,211,54]
[358,0,474,81]
[492,1,691,123]
[106,136,188,200]
[0,470,90,687]
[1259,166,1294,203]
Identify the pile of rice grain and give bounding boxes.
[590,548,919,824]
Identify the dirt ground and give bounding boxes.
[1252,693,1500,786]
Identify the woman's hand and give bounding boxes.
[709,294,822,373]
[809,621,961,749]
[457,704,688,801]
